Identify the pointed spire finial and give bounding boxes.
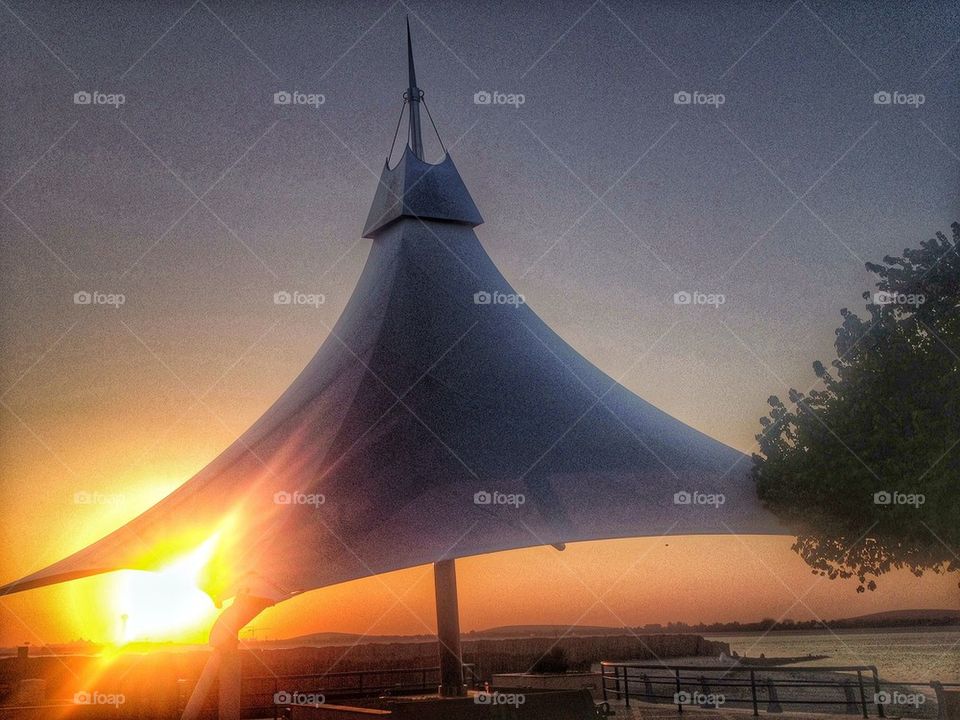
[405,16,424,160]
[406,17,418,91]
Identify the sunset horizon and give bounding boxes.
[1,2,957,719]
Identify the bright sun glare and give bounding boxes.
[110,533,222,644]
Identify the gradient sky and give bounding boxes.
[1,0,958,646]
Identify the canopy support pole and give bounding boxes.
[181,594,273,720]
[218,649,242,720]
[180,650,221,720]
[433,559,464,697]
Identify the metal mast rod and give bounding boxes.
[406,17,424,160]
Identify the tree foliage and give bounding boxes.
[752,222,960,591]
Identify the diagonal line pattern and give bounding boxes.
[718,119,866,264]
[1,121,79,199]
[716,121,878,283]
[519,120,679,279]
[119,0,200,80]
[311,111,485,282]
[0,321,78,401]
[119,119,280,279]
[119,119,281,279]
[0,0,80,81]
[517,519,682,673]
[522,0,601,78]
[0,199,80,280]
[518,119,680,278]
[400,2,481,81]
[599,0,682,81]
[719,0,800,80]
[316,317,482,479]
[198,1,281,80]
[318,1,401,81]
[514,317,683,483]
[718,520,880,675]
[800,1,882,83]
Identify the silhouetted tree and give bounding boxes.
[753,222,960,591]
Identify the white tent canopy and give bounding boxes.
[1,27,784,609]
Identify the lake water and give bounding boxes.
[705,629,960,683]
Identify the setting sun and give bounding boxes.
[109,534,221,644]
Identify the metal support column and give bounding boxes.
[434,559,465,697]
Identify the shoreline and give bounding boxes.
[703,626,960,638]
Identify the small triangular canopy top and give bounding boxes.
[363,148,483,237]
[363,19,483,237]
[0,24,784,605]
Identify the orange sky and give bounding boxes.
[1,278,957,647]
[1,355,956,647]
[2,0,958,655]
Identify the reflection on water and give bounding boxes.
[707,630,960,682]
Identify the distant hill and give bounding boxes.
[265,625,650,647]
[838,609,960,623]
[256,631,436,648]
[268,608,960,646]
[658,609,960,635]
[7,609,954,654]
[468,625,628,638]
[256,610,958,647]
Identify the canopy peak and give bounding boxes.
[405,17,424,160]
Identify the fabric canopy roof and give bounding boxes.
[1,37,785,608]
